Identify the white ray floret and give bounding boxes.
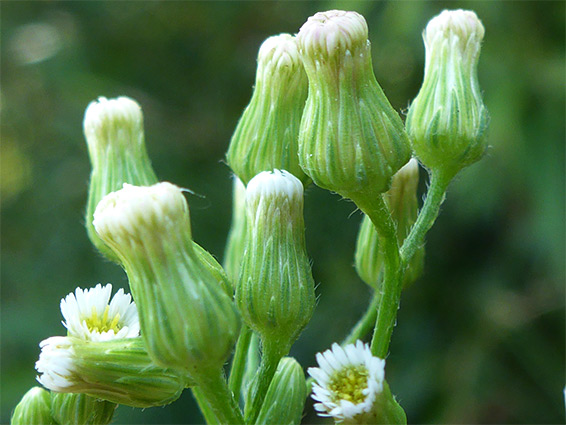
[60,283,139,341]
[308,340,385,421]
[35,336,75,391]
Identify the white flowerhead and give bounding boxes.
[424,9,484,55]
[35,336,76,391]
[298,10,368,59]
[308,340,385,422]
[93,182,189,246]
[258,34,302,72]
[60,283,139,341]
[246,169,303,205]
[83,96,143,149]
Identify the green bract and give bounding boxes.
[227,34,309,185]
[406,9,489,179]
[297,10,411,201]
[93,182,240,372]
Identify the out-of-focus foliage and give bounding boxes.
[1,1,564,424]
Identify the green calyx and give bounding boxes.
[11,387,54,425]
[297,10,411,200]
[227,34,309,185]
[406,9,488,179]
[93,183,240,372]
[236,170,315,348]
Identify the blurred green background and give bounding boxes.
[1,1,564,424]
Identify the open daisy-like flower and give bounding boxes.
[308,340,385,422]
[60,283,139,341]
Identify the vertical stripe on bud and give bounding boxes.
[11,387,54,425]
[50,393,116,425]
[93,183,240,371]
[256,357,306,425]
[355,159,424,288]
[83,96,158,263]
[236,170,315,351]
[406,10,489,179]
[227,34,308,185]
[297,10,411,201]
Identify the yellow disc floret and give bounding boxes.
[84,306,122,334]
[328,365,369,405]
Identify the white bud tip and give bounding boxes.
[298,10,368,57]
[258,34,302,70]
[425,9,485,49]
[93,182,187,241]
[83,96,142,139]
[246,169,303,203]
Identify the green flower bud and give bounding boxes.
[227,34,309,185]
[84,96,158,263]
[256,357,306,425]
[93,183,240,371]
[406,9,489,179]
[236,170,315,351]
[355,159,424,288]
[35,337,188,408]
[50,393,116,425]
[297,10,411,201]
[223,176,248,284]
[11,387,54,425]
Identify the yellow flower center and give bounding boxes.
[84,306,122,334]
[328,364,369,404]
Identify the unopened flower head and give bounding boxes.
[406,9,488,179]
[297,10,411,202]
[227,34,308,185]
[93,182,190,248]
[84,96,158,263]
[298,10,368,60]
[355,159,424,289]
[11,387,53,425]
[308,340,385,422]
[237,170,314,349]
[36,337,188,408]
[223,176,248,283]
[50,393,116,425]
[60,283,139,341]
[94,182,240,371]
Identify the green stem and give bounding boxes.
[191,387,219,425]
[192,367,244,425]
[229,325,252,405]
[400,170,451,266]
[349,192,401,359]
[244,337,287,423]
[342,291,380,346]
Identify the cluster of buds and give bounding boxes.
[13,6,488,425]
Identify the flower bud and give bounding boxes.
[297,10,411,201]
[256,357,306,425]
[227,34,308,185]
[406,10,489,179]
[93,183,240,371]
[50,393,116,425]
[355,159,424,288]
[11,387,53,425]
[84,96,158,263]
[223,176,248,284]
[236,170,315,351]
[35,337,188,408]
